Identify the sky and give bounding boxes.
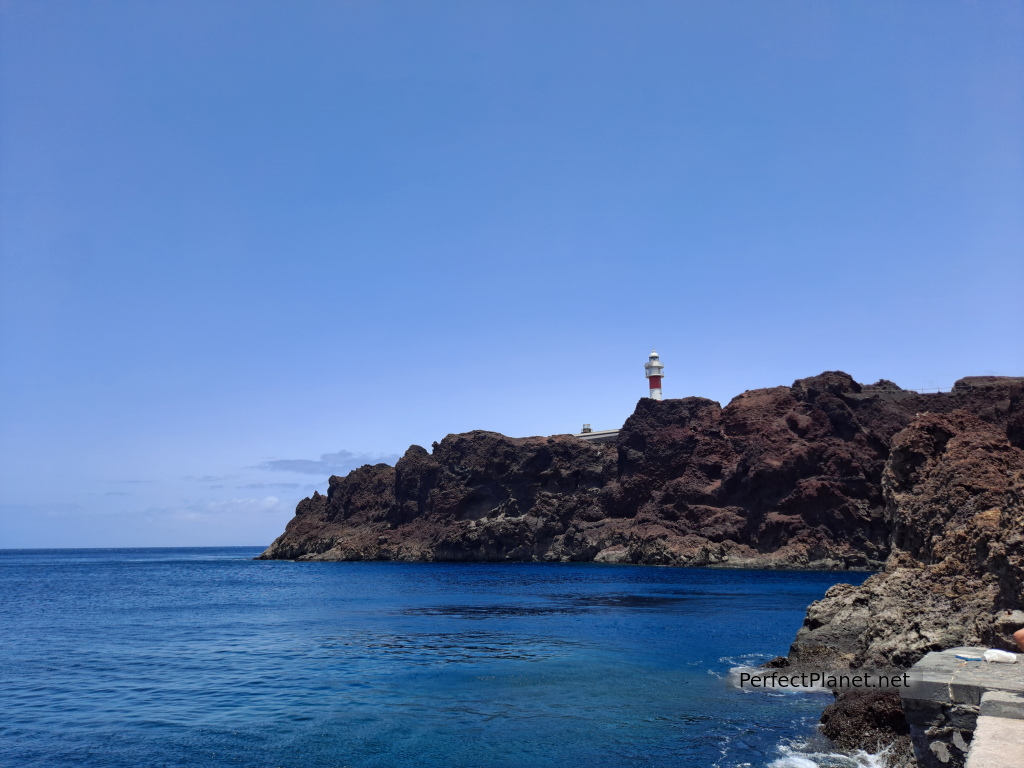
[1,1,1022,548]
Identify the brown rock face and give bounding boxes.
[787,409,1024,672]
[783,407,1024,766]
[259,373,1023,569]
[820,691,914,765]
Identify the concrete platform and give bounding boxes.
[965,701,1024,768]
[902,647,1024,768]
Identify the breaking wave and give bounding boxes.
[767,739,890,768]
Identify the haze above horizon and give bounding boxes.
[2,1,1021,548]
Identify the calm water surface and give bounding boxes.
[0,548,872,768]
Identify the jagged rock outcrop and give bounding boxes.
[820,691,914,765]
[788,409,1024,669]
[784,407,1024,767]
[259,373,1023,569]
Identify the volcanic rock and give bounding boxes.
[259,373,1023,569]
[787,410,1024,670]
[783,408,1024,766]
[820,690,915,766]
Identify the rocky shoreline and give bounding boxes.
[260,371,1024,765]
[260,372,1021,571]
[784,406,1024,767]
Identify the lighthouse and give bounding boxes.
[644,350,664,400]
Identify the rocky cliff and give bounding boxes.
[260,372,1023,571]
[781,390,1024,767]
[788,409,1024,670]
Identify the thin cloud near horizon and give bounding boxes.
[256,449,401,476]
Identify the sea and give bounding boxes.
[0,547,879,768]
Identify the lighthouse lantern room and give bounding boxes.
[644,350,665,400]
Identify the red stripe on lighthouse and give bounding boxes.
[648,377,662,389]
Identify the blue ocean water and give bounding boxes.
[0,548,874,768]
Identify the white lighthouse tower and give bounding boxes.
[644,350,665,400]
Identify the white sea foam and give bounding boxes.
[719,653,777,668]
[769,757,819,768]
[768,740,889,768]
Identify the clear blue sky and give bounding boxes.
[2,1,1021,548]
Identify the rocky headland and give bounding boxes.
[260,371,1024,766]
[261,372,1021,572]
[786,403,1024,766]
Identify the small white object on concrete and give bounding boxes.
[983,649,1018,663]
